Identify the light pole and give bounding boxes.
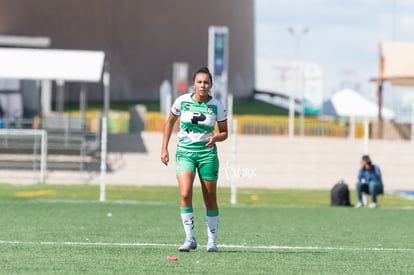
[288,26,309,136]
[392,0,397,41]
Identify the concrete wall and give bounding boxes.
[39,132,414,192]
[0,0,254,102]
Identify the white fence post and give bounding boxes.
[230,119,238,205]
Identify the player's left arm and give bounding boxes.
[374,165,383,184]
[206,120,228,147]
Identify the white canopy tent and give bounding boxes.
[323,88,395,120]
[0,47,110,201]
[323,88,395,153]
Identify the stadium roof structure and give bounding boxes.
[0,48,105,82]
[0,47,110,201]
[0,35,51,48]
[374,42,414,87]
[370,42,414,137]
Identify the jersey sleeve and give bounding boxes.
[217,101,227,122]
[170,97,182,116]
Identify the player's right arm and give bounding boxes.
[161,112,178,166]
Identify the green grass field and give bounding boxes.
[1,184,414,274]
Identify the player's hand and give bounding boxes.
[161,150,169,166]
[206,136,215,147]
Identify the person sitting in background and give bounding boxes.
[355,155,384,208]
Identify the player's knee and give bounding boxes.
[181,191,192,201]
[204,190,217,202]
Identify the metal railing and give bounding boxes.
[143,112,364,138]
[0,129,47,183]
[0,116,101,179]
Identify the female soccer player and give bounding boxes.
[161,67,228,252]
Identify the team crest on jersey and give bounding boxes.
[207,105,214,114]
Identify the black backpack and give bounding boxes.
[330,180,351,206]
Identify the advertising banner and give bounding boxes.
[303,64,323,115]
[208,26,229,105]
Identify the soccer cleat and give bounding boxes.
[206,242,218,252]
[354,202,364,208]
[368,202,377,208]
[178,238,197,252]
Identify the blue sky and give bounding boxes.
[255,0,414,99]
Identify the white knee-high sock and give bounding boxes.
[206,214,219,244]
[180,207,195,240]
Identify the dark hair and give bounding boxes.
[192,67,213,86]
[362,155,372,165]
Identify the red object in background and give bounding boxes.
[177,81,188,93]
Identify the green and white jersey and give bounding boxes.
[171,93,227,152]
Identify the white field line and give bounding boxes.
[0,199,175,206]
[2,199,414,210]
[0,240,413,252]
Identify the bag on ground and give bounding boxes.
[330,180,351,206]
